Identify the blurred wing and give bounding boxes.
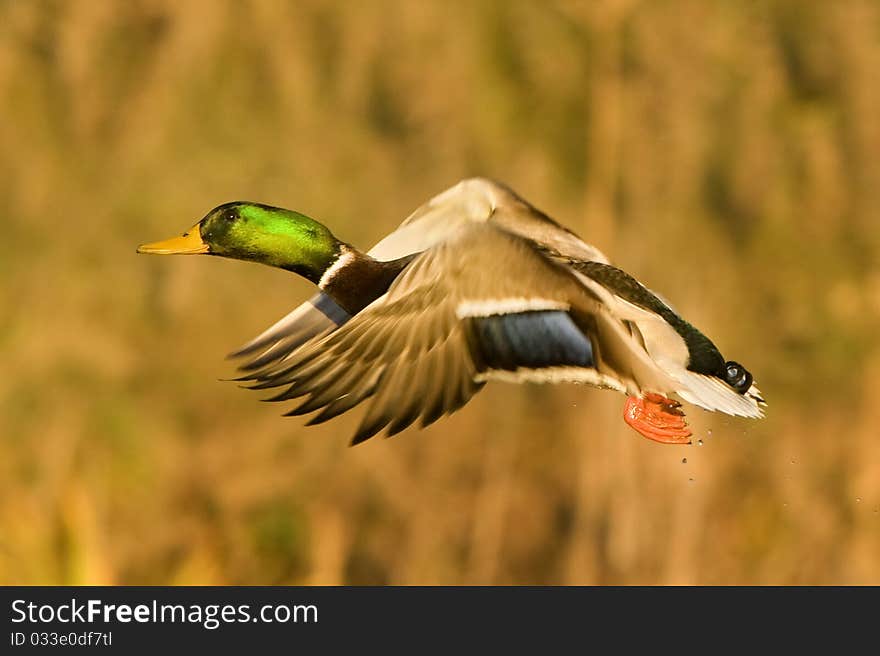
[371,177,611,264]
[230,178,609,373]
[247,222,602,444]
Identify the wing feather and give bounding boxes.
[247,223,598,442]
[230,179,610,377]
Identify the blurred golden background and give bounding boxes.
[1,0,878,585]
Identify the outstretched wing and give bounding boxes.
[243,223,612,444]
[369,177,610,264]
[230,178,609,373]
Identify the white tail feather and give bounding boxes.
[675,371,765,418]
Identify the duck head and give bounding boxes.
[137,202,344,284]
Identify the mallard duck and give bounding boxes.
[138,178,765,445]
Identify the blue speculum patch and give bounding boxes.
[313,292,352,326]
[471,310,593,371]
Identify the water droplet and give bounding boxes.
[688,477,695,483]
[707,429,713,437]
[856,497,862,503]
[681,457,688,464]
[783,503,788,508]
[697,439,704,446]
[790,459,797,465]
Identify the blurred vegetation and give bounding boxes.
[1,0,878,585]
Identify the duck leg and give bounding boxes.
[623,393,692,444]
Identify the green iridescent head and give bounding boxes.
[137,202,343,283]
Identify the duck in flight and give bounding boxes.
[138,178,765,445]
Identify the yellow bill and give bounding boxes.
[137,223,209,255]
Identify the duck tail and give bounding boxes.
[674,371,766,418]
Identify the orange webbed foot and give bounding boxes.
[623,393,692,444]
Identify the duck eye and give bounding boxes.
[224,210,237,222]
[724,360,752,394]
